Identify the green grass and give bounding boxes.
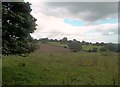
[2,51,118,85]
[48,42,103,51]
[82,45,103,51]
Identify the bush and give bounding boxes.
[107,43,118,52]
[87,49,92,52]
[68,41,82,52]
[99,46,108,52]
[101,53,108,56]
[91,47,98,52]
[64,46,67,48]
[73,50,77,53]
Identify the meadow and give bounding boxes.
[2,43,118,85]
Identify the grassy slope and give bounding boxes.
[48,42,103,51]
[2,43,118,85]
[82,45,103,51]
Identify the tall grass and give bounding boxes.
[2,52,118,85]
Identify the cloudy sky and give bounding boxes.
[25,0,118,43]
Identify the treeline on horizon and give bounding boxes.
[33,37,120,53]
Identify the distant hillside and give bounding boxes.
[36,44,71,53]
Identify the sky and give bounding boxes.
[24,0,118,43]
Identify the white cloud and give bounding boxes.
[31,12,118,42]
[24,0,118,43]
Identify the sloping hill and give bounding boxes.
[36,44,71,53]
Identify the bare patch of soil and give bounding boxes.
[36,44,71,53]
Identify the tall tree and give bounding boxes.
[68,40,82,52]
[2,2,37,56]
[61,37,68,44]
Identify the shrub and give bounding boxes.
[87,49,92,52]
[91,47,98,52]
[68,41,82,52]
[99,46,108,52]
[64,46,67,48]
[107,43,118,52]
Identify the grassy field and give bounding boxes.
[2,43,118,85]
[48,42,103,51]
[82,45,103,51]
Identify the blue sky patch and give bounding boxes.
[64,18,84,26]
[97,18,118,24]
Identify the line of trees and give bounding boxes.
[38,37,120,53]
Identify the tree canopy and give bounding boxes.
[2,2,37,56]
[68,40,82,52]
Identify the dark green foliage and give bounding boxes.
[95,42,99,46]
[118,44,120,52]
[49,39,54,42]
[99,46,108,52]
[81,41,86,45]
[61,37,68,44]
[87,49,92,52]
[99,42,105,46]
[2,2,37,55]
[68,40,82,52]
[107,43,118,52]
[91,47,98,52]
[39,38,48,43]
[54,39,59,42]
[64,46,67,48]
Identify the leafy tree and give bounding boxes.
[2,2,37,56]
[49,39,54,42]
[95,42,99,46]
[99,42,105,46]
[68,40,82,52]
[85,42,90,45]
[61,37,68,44]
[54,39,59,42]
[89,42,92,45]
[82,41,86,45]
[40,38,48,43]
